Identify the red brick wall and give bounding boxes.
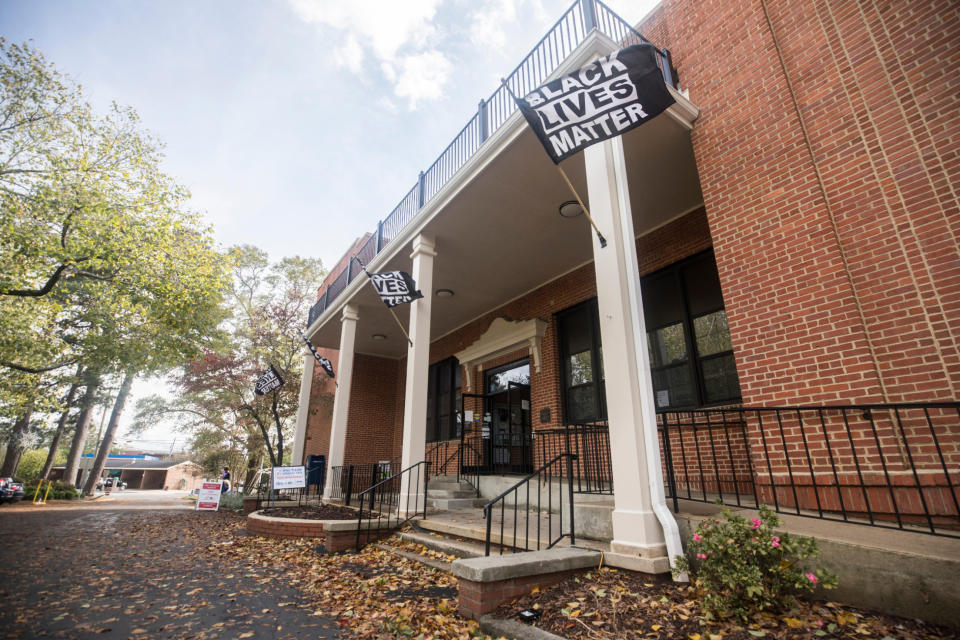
[302,347,337,464]
[645,0,960,405]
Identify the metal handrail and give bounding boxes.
[354,460,431,551]
[483,453,577,555]
[658,402,960,538]
[306,0,675,326]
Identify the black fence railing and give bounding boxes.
[657,403,960,538]
[533,424,612,494]
[354,461,431,551]
[305,0,676,328]
[483,453,577,555]
[326,461,399,507]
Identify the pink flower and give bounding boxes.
[697,553,707,559]
[750,538,757,543]
[693,533,702,542]
[771,536,781,548]
[817,620,824,627]
[806,573,818,584]
[751,518,762,530]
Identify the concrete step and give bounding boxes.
[398,529,487,559]
[427,480,475,492]
[428,489,477,499]
[427,497,486,510]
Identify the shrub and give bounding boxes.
[673,504,837,622]
[218,492,245,511]
[24,481,79,501]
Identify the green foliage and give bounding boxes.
[24,480,79,500]
[0,39,233,455]
[14,448,50,479]
[673,505,837,622]
[218,492,244,511]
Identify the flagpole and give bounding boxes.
[353,257,414,347]
[500,78,607,248]
[387,307,413,347]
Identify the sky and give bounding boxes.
[2,0,660,453]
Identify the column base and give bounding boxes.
[610,507,666,556]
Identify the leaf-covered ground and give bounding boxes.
[0,503,344,639]
[493,565,960,640]
[4,498,958,640]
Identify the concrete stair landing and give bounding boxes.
[426,476,484,510]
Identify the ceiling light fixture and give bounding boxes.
[558,200,584,218]
[372,333,387,340]
[436,289,455,298]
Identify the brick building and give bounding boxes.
[291,0,958,571]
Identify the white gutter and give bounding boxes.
[614,139,689,582]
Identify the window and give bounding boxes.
[556,250,741,419]
[557,299,606,423]
[642,250,741,409]
[426,357,461,442]
[486,360,530,394]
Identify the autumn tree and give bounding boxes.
[134,246,326,489]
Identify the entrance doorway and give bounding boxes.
[460,359,532,475]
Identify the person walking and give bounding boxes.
[220,466,231,494]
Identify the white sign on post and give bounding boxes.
[272,466,306,490]
[196,481,223,511]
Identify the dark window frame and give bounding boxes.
[643,249,741,409]
[426,356,461,443]
[557,298,607,424]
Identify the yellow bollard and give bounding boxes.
[32,479,52,505]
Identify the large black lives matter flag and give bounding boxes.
[255,365,285,395]
[299,330,335,379]
[514,44,674,164]
[368,270,423,308]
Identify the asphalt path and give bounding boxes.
[0,492,347,639]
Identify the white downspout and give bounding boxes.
[611,139,688,582]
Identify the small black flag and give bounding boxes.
[255,365,285,395]
[512,44,674,164]
[299,330,335,379]
[368,270,423,308]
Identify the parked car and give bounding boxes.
[0,477,25,504]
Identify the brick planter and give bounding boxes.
[246,511,397,552]
[451,548,600,619]
[241,497,259,515]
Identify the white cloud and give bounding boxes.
[288,0,451,108]
[469,0,517,50]
[391,50,454,109]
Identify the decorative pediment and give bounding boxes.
[454,317,548,391]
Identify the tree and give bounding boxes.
[134,247,326,488]
[0,40,234,487]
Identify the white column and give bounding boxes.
[585,136,680,573]
[291,349,315,466]
[323,304,359,500]
[399,235,436,514]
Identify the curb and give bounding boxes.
[479,615,567,640]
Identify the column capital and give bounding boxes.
[341,304,359,323]
[410,234,437,260]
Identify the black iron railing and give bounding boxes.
[306,0,676,328]
[534,424,612,494]
[355,461,431,551]
[327,461,398,506]
[658,403,960,538]
[483,453,577,555]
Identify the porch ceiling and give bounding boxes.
[312,110,704,359]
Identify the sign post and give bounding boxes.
[272,466,306,490]
[196,480,223,511]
